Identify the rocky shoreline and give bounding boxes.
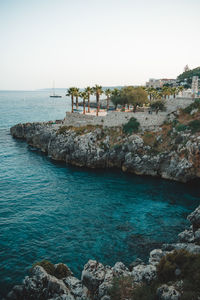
[6,205,200,300]
[10,115,200,182]
[8,103,200,299]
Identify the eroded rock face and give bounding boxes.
[81,260,131,300]
[81,260,106,294]
[10,122,200,182]
[178,229,194,243]
[131,264,157,283]
[63,276,88,300]
[188,205,200,231]
[7,265,74,300]
[157,284,181,300]
[162,242,200,254]
[149,249,165,266]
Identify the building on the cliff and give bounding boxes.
[177,88,193,98]
[184,64,190,72]
[191,76,199,97]
[146,78,176,88]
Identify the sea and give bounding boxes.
[0,90,200,297]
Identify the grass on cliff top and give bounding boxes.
[109,250,200,300]
[57,124,103,135]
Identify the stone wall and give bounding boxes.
[63,98,193,131]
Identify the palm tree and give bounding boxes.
[111,88,120,110]
[171,87,177,99]
[66,87,76,113]
[177,86,184,97]
[162,86,169,99]
[93,85,103,116]
[147,87,155,101]
[104,88,112,111]
[74,88,80,110]
[80,92,88,114]
[84,86,93,113]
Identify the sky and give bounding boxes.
[0,0,199,90]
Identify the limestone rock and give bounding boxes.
[63,276,88,300]
[149,249,165,265]
[131,264,157,283]
[81,260,106,294]
[162,243,200,254]
[157,284,181,300]
[128,258,144,271]
[178,229,194,243]
[8,265,75,300]
[194,228,200,243]
[188,205,200,230]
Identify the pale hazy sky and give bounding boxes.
[0,0,199,90]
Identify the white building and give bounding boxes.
[191,76,199,96]
[177,89,193,98]
[146,79,163,88]
[146,78,176,88]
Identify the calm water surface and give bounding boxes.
[0,90,200,297]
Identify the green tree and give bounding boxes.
[146,87,156,101]
[93,85,103,116]
[150,100,166,114]
[162,86,171,99]
[121,86,148,112]
[171,87,178,98]
[110,88,120,110]
[66,87,76,113]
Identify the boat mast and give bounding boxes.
[53,80,55,96]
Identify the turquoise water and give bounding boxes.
[0,91,200,297]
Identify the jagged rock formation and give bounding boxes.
[10,118,200,182]
[6,205,200,300]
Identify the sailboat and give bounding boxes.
[50,81,62,98]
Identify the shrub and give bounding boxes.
[183,99,200,114]
[157,249,190,282]
[123,117,140,134]
[54,263,72,279]
[57,126,70,135]
[32,260,72,279]
[172,119,179,127]
[188,119,200,133]
[175,124,188,132]
[109,276,134,300]
[109,277,156,300]
[32,260,55,276]
[150,101,166,112]
[157,250,200,297]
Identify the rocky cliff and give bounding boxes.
[6,205,200,300]
[10,116,200,182]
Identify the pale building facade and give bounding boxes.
[146,78,176,88]
[191,76,199,96]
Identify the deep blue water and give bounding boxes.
[0,90,200,297]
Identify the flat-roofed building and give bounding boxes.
[146,78,176,88]
[146,78,163,88]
